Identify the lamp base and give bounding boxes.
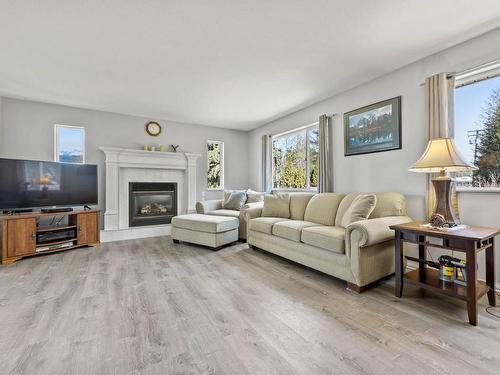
[431,173,457,226]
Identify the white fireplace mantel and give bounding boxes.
[99,147,200,235]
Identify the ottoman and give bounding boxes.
[171,214,239,249]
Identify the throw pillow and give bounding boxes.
[341,194,377,227]
[222,191,247,210]
[222,190,233,207]
[222,190,245,208]
[246,189,265,203]
[261,193,291,218]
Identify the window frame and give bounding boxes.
[454,60,500,193]
[206,140,224,191]
[271,122,319,192]
[54,124,86,164]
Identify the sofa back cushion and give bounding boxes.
[303,193,345,226]
[370,192,407,218]
[340,194,377,227]
[335,192,407,225]
[289,193,315,220]
[262,193,290,218]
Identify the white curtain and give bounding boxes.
[318,114,332,192]
[261,134,272,192]
[424,73,459,220]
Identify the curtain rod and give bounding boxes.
[419,74,454,87]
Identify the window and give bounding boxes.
[207,140,224,190]
[454,62,500,189]
[272,124,319,190]
[54,124,85,163]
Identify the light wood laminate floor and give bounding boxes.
[1,237,500,374]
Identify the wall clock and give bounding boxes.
[145,121,162,136]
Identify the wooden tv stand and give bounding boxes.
[0,209,100,265]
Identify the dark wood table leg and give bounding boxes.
[395,230,403,298]
[466,240,478,326]
[486,238,496,307]
[418,235,426,279]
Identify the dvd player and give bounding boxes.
[37,228,77,244]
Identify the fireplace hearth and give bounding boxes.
[129,182,177,227]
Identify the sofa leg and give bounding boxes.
[346,282,365,293]
[173,239,180,244]
[248,244,257,250]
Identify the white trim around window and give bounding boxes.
[54,124,86,164]
[455,59,500,88]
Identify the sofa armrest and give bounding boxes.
[241,201,264,211]
[195,199,222,214]
[245,206,263,222]
[346,215,413,247]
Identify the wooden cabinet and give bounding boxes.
[1,210,100,265]
[77,212,99,245]
[5,218,37,258]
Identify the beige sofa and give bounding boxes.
[195,199,264,240]
[246,192,412,292]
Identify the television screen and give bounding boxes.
[0,158,98,210]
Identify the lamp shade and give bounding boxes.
[409,138,477,173]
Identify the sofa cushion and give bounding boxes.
[301,226,346,254]
[207,209,240,218]
[303,193,345,226]
[272,220,318,242]
[289,193,315,220]
[370,192,407,218]
[249,217,285,235]
[172,214,239,233]
[246,189,265,203]
[340,194,377,227]
[262,193,290,218]
[222,191,247,210]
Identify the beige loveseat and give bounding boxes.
[195,199,263,240]
[246,192,412,291]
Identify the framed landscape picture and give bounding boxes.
[344,96,401,156]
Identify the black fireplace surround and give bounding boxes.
[129,182,177,227]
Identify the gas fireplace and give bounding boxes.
[129,182,177,227]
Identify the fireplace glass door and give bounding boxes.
[129,182,177,227]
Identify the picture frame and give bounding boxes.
[344,96,401,156]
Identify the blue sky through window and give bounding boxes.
[56,125,85,163]
[454,76,500,164]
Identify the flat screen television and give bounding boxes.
[0,158,98,210]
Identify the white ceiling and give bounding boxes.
[1,1,500,130]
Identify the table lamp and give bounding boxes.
[409,138,476,226]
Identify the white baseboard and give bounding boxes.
[100,225,171,242]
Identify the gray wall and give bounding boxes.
[0,98,249,219]
[0,97,3,152]
[247,27,500,280]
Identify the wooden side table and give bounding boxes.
[389,221,499,326]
